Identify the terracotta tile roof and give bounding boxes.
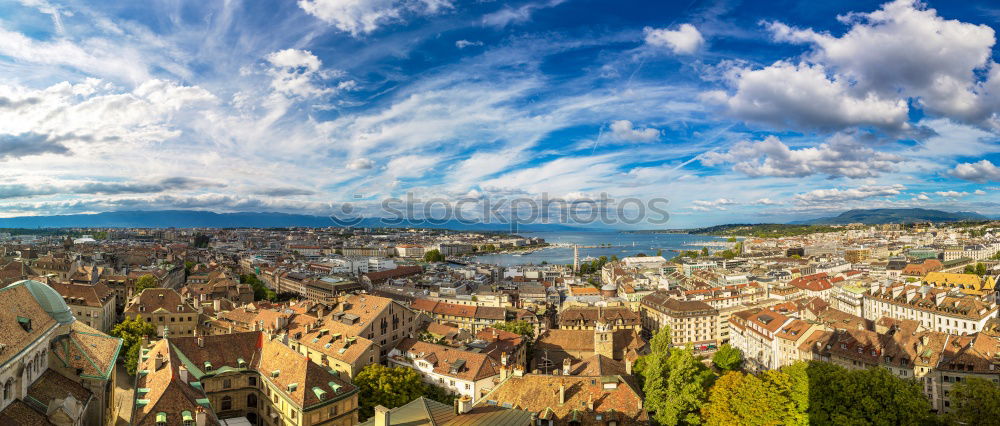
[50,321,122,380]
[478,375,647,424]
[125,288,197,315]
[363,266,423,284]
[48,281,114,308]
[535,329,645,355]
[568,354,627,376]
[0,284,58,367]
[394,338,501,382]
[0,400,51,426]
[27,369,93,408]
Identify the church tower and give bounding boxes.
[594,320,615,359]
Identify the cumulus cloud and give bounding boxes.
[754,198,780,205]
[935,190,969,198]
[644,24,705,54]
[728,0,1000,131]
[702,61,909,131]
[0,132,73,159]
[0,177,216,200]
[298,0,452,36]
[700,134,904,178]
[950,159,1000,183]
[346,158,374,170]
[794,184,905,204]
[690,198,737,211]
[608,120,660,143]
[266,49,350,98]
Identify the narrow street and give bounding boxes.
[111,362,134,426]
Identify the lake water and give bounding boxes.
[471,230,727,266]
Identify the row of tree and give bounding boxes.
[240,273,277,301]
[636,327,1000,425]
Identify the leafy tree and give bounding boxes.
[423,249,445,262]
[712,344,743,372]
[490,320,535,339]
[134,274,159,293]
[354,364,435,420]
[110,315,156,375]
[184,261,196,275]
[781,361,931,425]
[240,273,276,301]
[657,249,663,257]
[193,234,211,248]
[948,377,1000,425]
[701,246,709,256]
[640,327,715,425]
[702,371,806,426]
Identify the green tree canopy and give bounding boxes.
[240,273,276,301]
[712,344,743,372]
[490,320,535,339]
[948,377,1000,425]
[354,364,455,420]
[423,249,445,262]
[134,274,159,293]
[781,361,931,425]
[110,315,156,375]
[640,326,716,425]
[702,371,806,426]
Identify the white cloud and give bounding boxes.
[644,24,705,54]
[346,158,374,170]
[794,184,905,204]
[935,191,968,198]
[915,193,930,201]
[690,198,737,211]
[704,61,909,131]
[754,198,780,205]
[761,0,1000,130]
[265,49,348,98]
[975,189,987,195]
[608,120,660,143]
[950,159,1000,183]
[455,40,483,49]
[700,134,904,178]
[298,0,452,36]
[482,0,565,28]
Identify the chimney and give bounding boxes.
[587,395,594,411]
[154,352,165,370]
[558,384,566,405]
[374,405,391,426]
[197,336,204,348]
[456,395,473,414]
[625,358,633,375]
[213,299,221,312]
[195,407,207,426]
[179,366,188,382]
[562,358,571,376]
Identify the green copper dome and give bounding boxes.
[7,280,75,325]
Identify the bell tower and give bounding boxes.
[594,320,614,359]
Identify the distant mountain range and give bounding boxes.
[0,210,582,231]
[0,207,988,230]
[795,208,988,225]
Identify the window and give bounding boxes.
[329,405,338,417]
[221,396,232,411]
[223,379,232,389]
[248,376,257,387]
[3,380,10,400]
[247,393,257,408]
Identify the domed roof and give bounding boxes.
[7,280,75,325]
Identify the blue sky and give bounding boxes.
[1,0,1000,228]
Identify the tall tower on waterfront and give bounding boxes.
[573,245,579,273]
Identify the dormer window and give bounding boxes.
[17,317,31,332]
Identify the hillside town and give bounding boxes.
[3,222,1000,424]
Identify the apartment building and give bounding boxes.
[48,281,117,332]
[388,339,501,403]
[124,288,200,337]
[863,284,997,335]
[640,291,718,348]
[132,331,359,426]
